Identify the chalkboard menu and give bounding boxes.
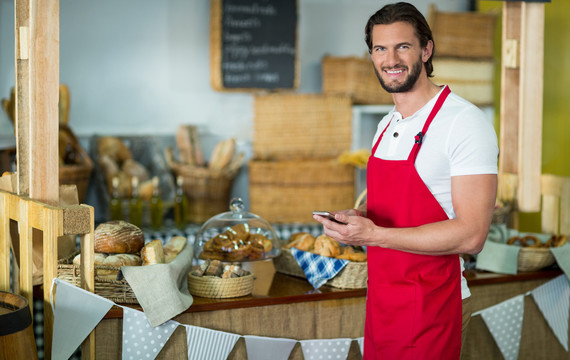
[210,0,298,91]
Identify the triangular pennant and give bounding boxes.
[243,335,297,360]
[290,248,349,289]
[299,338,352,360]
[121,307,179,360]
[51,278,114,360]
[531,274,570,351]
[356,337,364,357]
[185,324,241,360]
[480,294,525,360]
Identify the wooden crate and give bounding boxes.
[322,56,393,105]
[432,58,495,106]
[253,94,352,160]
[428,5,498,59]
[248,159,355,223]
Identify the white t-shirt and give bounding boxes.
[370,86,499,299]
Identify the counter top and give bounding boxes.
[102,259,562,319]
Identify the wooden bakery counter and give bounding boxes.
[93,261,565,360]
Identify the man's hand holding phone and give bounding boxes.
[313,211,347,225]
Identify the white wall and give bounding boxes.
[0,0,470,217]
[0,0,469,139]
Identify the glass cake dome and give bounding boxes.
[194,198,282,262]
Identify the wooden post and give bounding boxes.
[499,1,545,212]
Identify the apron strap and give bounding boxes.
[407,85,451,162]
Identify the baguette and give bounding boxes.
[209,138,235,170]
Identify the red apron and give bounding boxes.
[364,86,461,359]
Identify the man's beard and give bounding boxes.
[375,56,423,93]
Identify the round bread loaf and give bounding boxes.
[94,220,145,254]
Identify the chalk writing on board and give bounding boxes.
[219,0,297,89]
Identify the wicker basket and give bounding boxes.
[248,159,355,223]
[59,124,93,204]
[431,58,495,106]
[170,162,239,223]
[428,5,498,59]
[273,248,367,289]
[57,251,138,304]
[517,247,556,272]
[492,203,513,226]
[322,56,393,105]
[253,94,352,160]
[187,273,254,298]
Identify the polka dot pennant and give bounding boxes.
[299,338,352,360]
[480,294,524,360]
[121,307,179,360]
[531,274,570,351]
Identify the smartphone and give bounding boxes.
[313,211,347,224]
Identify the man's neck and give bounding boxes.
[391,78,442,119]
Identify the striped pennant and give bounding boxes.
[531,274,570,351]
[185,324,240,360]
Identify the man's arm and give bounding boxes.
[317,173,497,256]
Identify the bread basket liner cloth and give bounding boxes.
[121,244,194,327]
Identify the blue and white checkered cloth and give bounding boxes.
[290,248,349,289]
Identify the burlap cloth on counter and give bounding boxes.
[121,244,194,327]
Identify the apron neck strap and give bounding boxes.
[407,85,451,162]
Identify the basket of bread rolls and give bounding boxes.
[58,220,187,304]
[274,232,368,289]
[506,234,566,272]
[164,125,245,223]
[188,259,254,298]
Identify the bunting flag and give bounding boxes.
[51,278,114,360]
[121,307,179,360]
[185,324,241,360]
[243,335,297,360]
[299,338,352,360]
[531,274,570,351]
[480,295,525,360]
[356,337,364,357]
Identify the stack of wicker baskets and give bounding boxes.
[428,5,499,106]
[249,93,355,224]
[58,124,93,204]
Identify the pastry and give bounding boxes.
[94,220,145,254]
[283,232,315,251]
[313,235,341,257]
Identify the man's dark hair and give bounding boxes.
[364,2,435,77]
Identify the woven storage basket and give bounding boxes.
[517,247,556,272]
[59,124,93,204]
[253,94,352,160]
[170,162,239,223]
[249,159,355,223]
[57,251,138,304]
[322,56,393,105]
[273,248,367,289]
[432,58,495,106]
[492,203,512,226]
[187,273,254,298]
[428,6,498,59]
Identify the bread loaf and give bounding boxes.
[141,239,165,265]
[94,220,145,254]
[104,254,142,267]
[164,236,187,263]
[73,252,108,267]
[98,136,132,164]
